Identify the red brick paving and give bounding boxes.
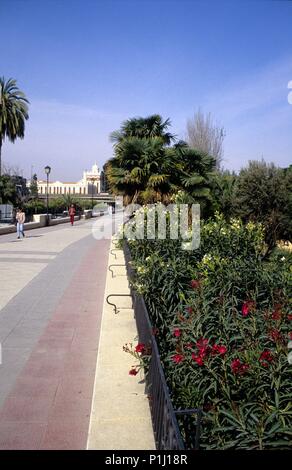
[0,239,109,449]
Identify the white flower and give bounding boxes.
[281,256,286,261]
[202,254,212,264]
[137,266,146,274]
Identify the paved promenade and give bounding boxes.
[0,217,112,449]
[0,215,155,449]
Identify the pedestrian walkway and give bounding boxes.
[0,218,110,449]
[0,215,155,449]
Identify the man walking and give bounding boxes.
[69,204,76,226]
[16,208,25,239]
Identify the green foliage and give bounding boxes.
[106,115,216,210]
[126,211,292,449]
[0,174,17,204]
[0,77,29,176]
[209,170,237,220]
[29,174,38,198]
[23,199,46,215]
[233,161,292,250]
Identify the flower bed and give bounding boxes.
[124,210,292,449]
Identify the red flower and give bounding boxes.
[271,310,281,320]
[231,359,241,373]
[185,343,193,350]
[173,328,181,338]
[186,306,193,314]
[268,328,281,342]
[172,354,184,364]
[190,279,200,289]
[129,368,138,376]
[241,302,249,316]
[241,300,255,317]
[212,344,227,356]
[231,358,249,375]
[135,343,145,353]
[196,338,209,349]
[196,338,209,357]
[287,314,292,321]
[259,350,273,367]
[192,353,204,366]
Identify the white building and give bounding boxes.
[36,163,101,196]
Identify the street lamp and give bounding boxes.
[44,165,51,225]
[90,178,95,210]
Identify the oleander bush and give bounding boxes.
[125,209,292,449]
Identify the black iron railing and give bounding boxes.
[123,242,201,450]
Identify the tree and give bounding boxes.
[186,109,225,169]
[0,77,29,176]
[106,115,216,209]
[108,115,176,204]
[107,135,170,204]
[29,173,38,198]
[110,114,175,146]
[210,170,237,219]
[0,174,17,204]
[234,160,291,253]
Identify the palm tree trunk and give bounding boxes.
[132,190,139,204]
[0,136,2,178]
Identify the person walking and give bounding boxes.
[16,208,25,239]
[69,204,76,226]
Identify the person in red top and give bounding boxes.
[69,204,76,225]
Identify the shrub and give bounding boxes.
[126,211,292,449]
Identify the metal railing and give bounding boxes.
[123,242,201,450]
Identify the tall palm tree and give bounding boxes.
[108,115,176,204]
[110,114,175,146]
[0,77,29,176]
[107,115,216,208]
[107,135,172,204]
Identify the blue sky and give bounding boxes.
[1,0,292,181]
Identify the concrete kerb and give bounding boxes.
[86,237,155,450]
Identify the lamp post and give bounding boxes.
[90,178,95,210]
[44,165,51,225]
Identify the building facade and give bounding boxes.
[36,163,101,196]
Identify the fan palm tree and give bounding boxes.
[107,115,216,209]
[167,145,216,209]
[0,77,29,176]
[107,135,172,204]
[109,116,176,204]
[110,114,175,146]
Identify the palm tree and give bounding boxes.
[108,115,176,204]
[0,77,29,176]
[107,115,216,209]
[110,114,175,146]
[107,135,171,204]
